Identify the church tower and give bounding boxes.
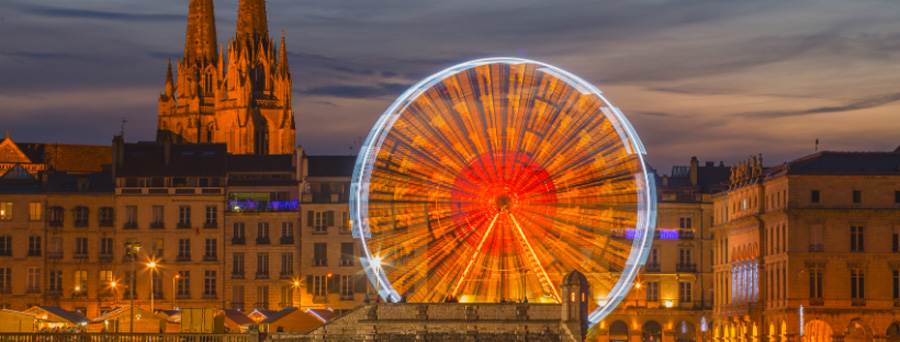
[158,0,295,155]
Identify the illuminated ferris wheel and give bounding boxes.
[350,58,656,325]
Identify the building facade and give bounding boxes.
[157,0,295,155]
[711,150,900,342]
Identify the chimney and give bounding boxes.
[112,135,124,180]
[690,156,699,187]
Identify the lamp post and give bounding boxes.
[173,274,180,310]
[148,262,157,313]
[124,242,142,334]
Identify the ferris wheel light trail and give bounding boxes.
[510,213,561,303]
[451,213,500,297]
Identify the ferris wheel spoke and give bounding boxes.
[508,213,561,303]
[451,213,500,297]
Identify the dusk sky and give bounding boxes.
[2,0,899,172]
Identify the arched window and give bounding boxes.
[642,321,663,342]
[609,320,629,342]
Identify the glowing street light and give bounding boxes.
[173,273,181,310]
[124,242,142,334]
[147,261,158,313]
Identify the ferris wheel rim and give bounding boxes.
[349,57,657,326]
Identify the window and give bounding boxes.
[679,282,692,303]
[0,268,11,293]
[648,248,659,267]
[811,190,820,204]
[281,285,294,307]
[203,270,216,297]
[0,202,11,220]
[233,286,244,309]
[645,281,659,302]
[893,270,899,300]
[75,238,88,258]
[281,222,294,244]
[48,270,62,293]
[29,202,41,221]
[100,238,113,257]
[341,211,350,233]
[74,207,89,227]
[314,243,327,266]
[74,270,87,294]
[233,254,245,278]
[99,207,114,227]
[256,253,269,278]
[124,205,137,228]
[99,270,113,287]
[177,271,190,297]
[340,243,354,266]
[894,233,899,253]
[850,226,864,252]
[313,275,327,296]
[178,239,191,261]
[204,239,217,261]
[679,248,692,264]
[809,224,824,252]
[150,238,164,259]
[280,253,293,277]
[233,223,245,244]
[178,206,191,228]
[850,269,865,299]
[896,191,900,204]
[809,267,823,298]
[256,286,269,310]
[257,223,270,244]
[0,236,10,256]
[679,217,692,229]
[151,205,164,228]
[204,206,217,228]
[28,236,41,256]
[48,206,64,227]
[853,190,861,203]
[309,211,335,233]
[25,267,39,293]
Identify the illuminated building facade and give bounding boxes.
[711,149,900,342]
[599,157,729,342]
[157,0,295,155]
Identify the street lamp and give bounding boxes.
[173,274,181,310]
[147,262,157,313]
[124,242,142,334]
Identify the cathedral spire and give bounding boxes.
[184,0,218,62]
[236,0,269,42]
[164,59,175,98]
[278,30,289,75]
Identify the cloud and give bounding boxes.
[299,83,413,99]
[0,51,91,62]
[23,5,184,22]
[738,92,900,118]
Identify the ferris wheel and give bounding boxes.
[350,57,656,325]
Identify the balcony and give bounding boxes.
[851,298,866,307]
[123,222,138,230]
[280,236,294,245]
[99,253,114,262]
[177,222,192,229]
[228,200,299,213]
[314,259,327,267]
[232,302,244,310]
[49,220,63,228]
[176,255,192,262]
[203,255,218,262]
[202,293,217,299]
[678,230,696,240]
[74,253,88,260]
[232,237,246,245]
[99,220,114,228]
[340,259,354,267]
[27,250,41,257]
[809,244,824,252]
[150,222,165,229]
[177,293,191,299]
[254,302,269,310]
[676,263,697,273]
[279,273,292,280]
[0,250,11,257]
[809,298,824,306]
[721,302,760,317]
[643,263,660,273]
[47,251,63,259]
[255,273,269,279]
[204,221,218,229]
[894,299,900,308]
[232,273,245,279]
[256,237,271,245]
[0,287,11,294]
[74,220,88,228]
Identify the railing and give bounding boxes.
[100,220,114,228]
[177,222,192,229]
[176,255,191,262]
[203,255,218,262]
[232,273,244,279]
[232,238,245,245]
[256,238,270,245]
[852,298,866,306]
[150,222,165,229]
[74,220,88,227]
[204,221,217,229]
[123,222,138,230]
[676,263,697,273]
[809,244,824,252]
[256,273,269,279]
[643,263,660,272]
[809,298,824,306]
[48,251,64,259]
[279,237,294,245]
[0,333,251,342]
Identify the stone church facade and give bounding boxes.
[157,0,295,155]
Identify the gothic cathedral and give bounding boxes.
[157,0,295,155]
